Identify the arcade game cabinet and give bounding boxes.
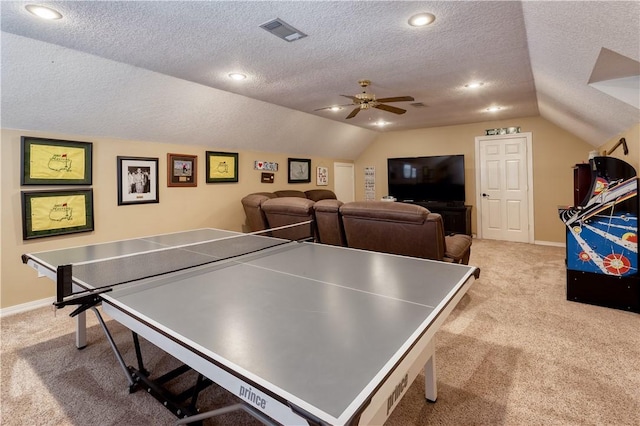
[559,156,640,313]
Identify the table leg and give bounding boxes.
[424,351,437,402]
[75,311,87,349]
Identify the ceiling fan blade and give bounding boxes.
[374,104,407,115]
[314,102,356,112]
[341,94,360,103]
[376,96,415,103]
[346,107,361,119]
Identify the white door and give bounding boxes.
[334,162,355,202]
[475,133,533,243]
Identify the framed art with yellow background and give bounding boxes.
[21,189,94,239]
[206,151,238,183]
[21,136,92,185]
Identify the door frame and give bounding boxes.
[474,132,534,242]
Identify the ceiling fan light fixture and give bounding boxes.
[486,106,502,112]
[25,4,63,20]
[465,82,484,89]
[408,13,435,27]
[228,73,247,81]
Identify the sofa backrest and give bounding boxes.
[305,189,337,202]
[340,201,446,261]
[313,199,346,246]
[273,190,307,198]
[261,197,316,241]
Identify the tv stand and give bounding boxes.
[404,202,472,236]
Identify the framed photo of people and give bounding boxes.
[167,153,197,187]
[117,156,159,205]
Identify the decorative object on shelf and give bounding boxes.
[254,161,278,171]
[206,151,238,183]
[261,173,274,183]
[21,136,92,185]
[21,189,94,239]
[117,156,159,205]
[316,166,328,186]
[288,158,311,183]
[485,126,521,136]
[167,153,197,187]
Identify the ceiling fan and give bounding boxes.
[318,80,415,119]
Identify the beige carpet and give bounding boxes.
[2,239,639,425]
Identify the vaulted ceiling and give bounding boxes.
[1,1,639,159]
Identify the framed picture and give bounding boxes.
[316,166,328,186]
[117,156,159,205]
[21,136,92,185]
[167,153,197,187]
[288,158,311,183]
[21,189,94,239]
[206,151,238,183]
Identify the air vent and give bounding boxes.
[410,102,428,108]
[260,18,307,42]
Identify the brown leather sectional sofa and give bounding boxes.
[240,191,472,264]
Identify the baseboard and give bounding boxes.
[534,240,565,247]
[0,297,54,318]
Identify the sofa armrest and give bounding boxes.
[444,234,472,264]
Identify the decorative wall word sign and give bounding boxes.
[261,173,274,183]
[254,161,278,171]
[316,166,328,186]
[485,126,521,136]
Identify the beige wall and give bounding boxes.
[597,123,640,169]
[354,116,595,243]
[4,119,637,309]
[1,128,349,309]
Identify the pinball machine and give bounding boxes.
[559,155,640,313]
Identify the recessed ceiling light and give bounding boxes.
[486,106,502,112]
[25,4,63,20]
[329,106,342,111]
[373,120,389,127]
[408,13,435,27]
[465,82,484,89]
[228,73,247,81]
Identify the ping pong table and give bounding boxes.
[23,227,479,425]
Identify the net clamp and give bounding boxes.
[53,288,113,317]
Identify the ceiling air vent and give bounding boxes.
[260,18,307,42]
[410,102,427,108]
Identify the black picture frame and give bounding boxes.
[206,151,239,183]
[21,136,92,185]
[117,156,160,205]
[21,189,94,239]
[288,158,311,183]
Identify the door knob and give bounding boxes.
[482,193,489,198]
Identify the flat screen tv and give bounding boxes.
[387,155,465,204]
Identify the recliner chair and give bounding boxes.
[339,201,472,264]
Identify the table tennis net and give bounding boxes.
[57,225,311,301]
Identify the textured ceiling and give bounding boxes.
[1,1,639,158]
